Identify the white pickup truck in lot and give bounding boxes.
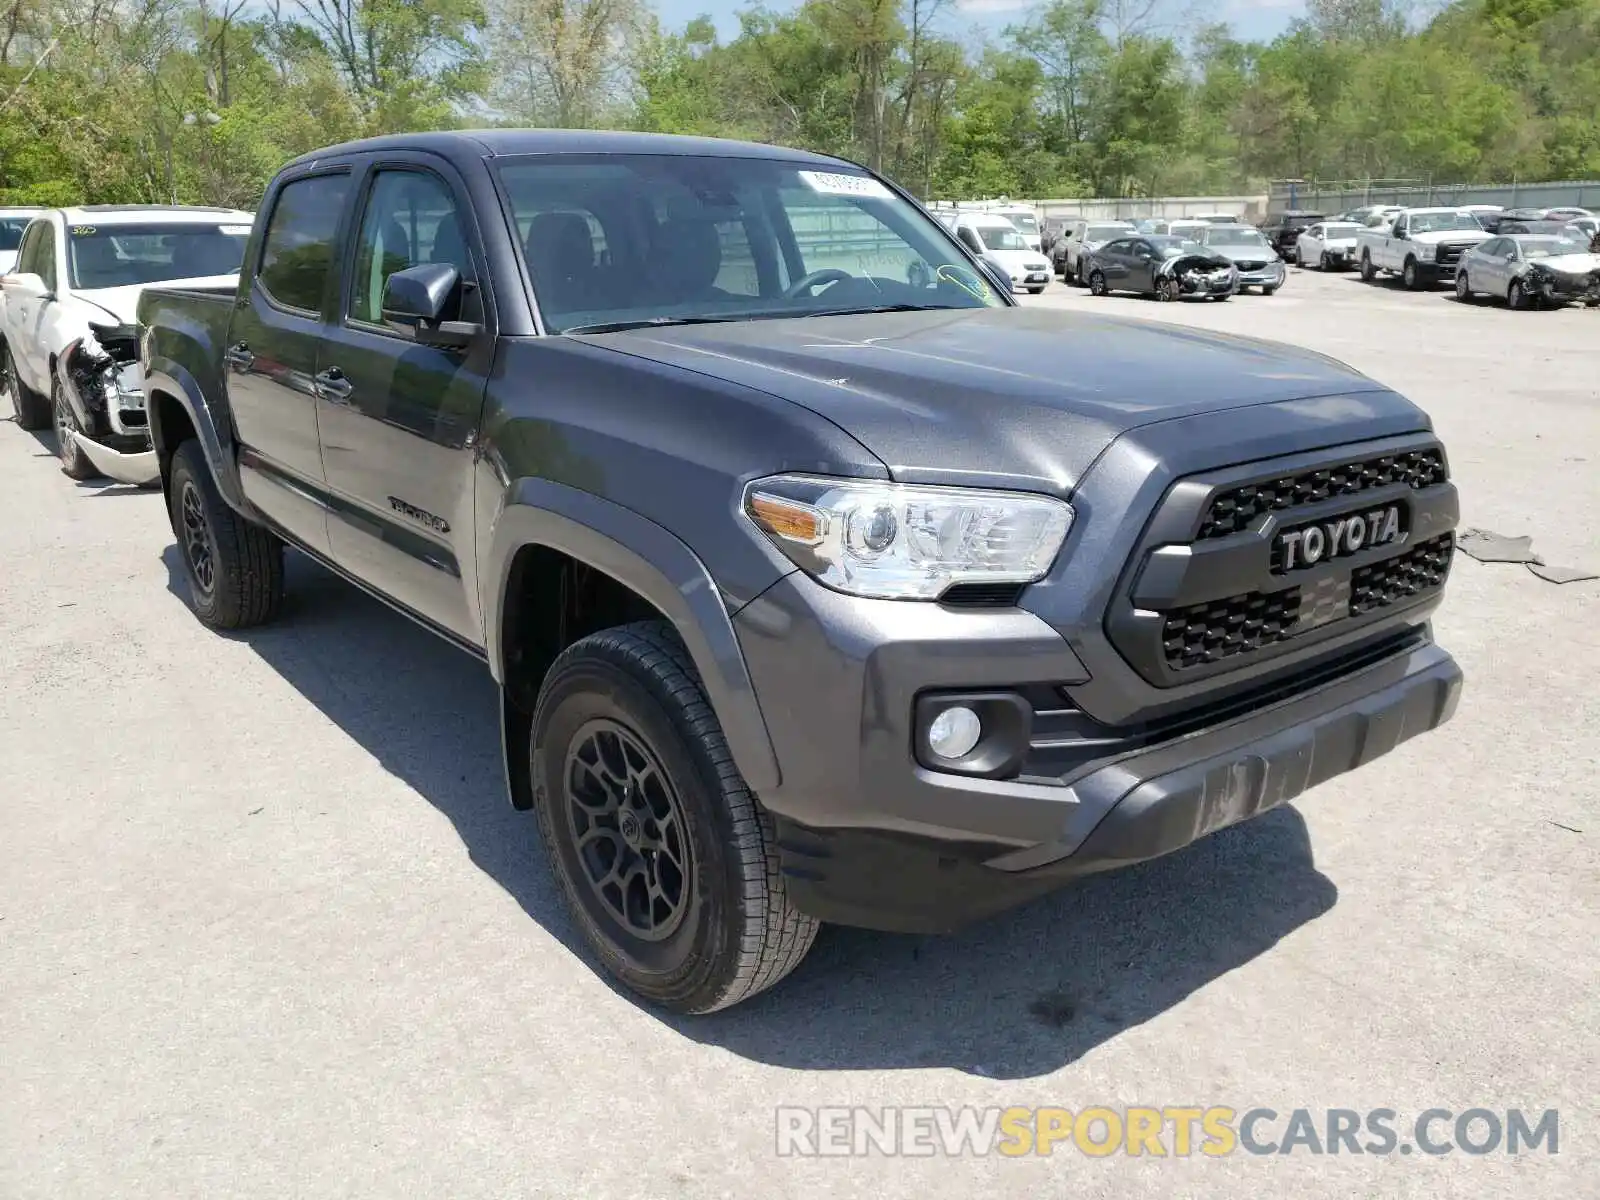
[1356,208,1490,290]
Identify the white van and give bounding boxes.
[951,215,1053,293]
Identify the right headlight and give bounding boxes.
[743,474,1073,600]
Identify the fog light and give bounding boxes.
[927,706,982,759]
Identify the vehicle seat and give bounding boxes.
[377,217,412,275]
[172,233,244,278]
[651,217,731,305]
[525,211,601,316]
[428,212,472,279]
[72,238,123,288]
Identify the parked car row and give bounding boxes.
[1031,200,1599,310]
[2,132,1471,1014]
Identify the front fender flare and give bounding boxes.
[484,478,782,793]
[143,357,249,513]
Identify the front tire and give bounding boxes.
[52,374,101,481]
[531,623,819,1014]
[1088,270,1108,296]
[1360,251,1377,282]
[1402,257,1421,290]
[2,342,50,430]
[1508,279,1530,310]
[1263,285,1279,296]
[1455,272,1473,302]
[168,439,285,629]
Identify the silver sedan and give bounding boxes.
[1455,233,1600,309]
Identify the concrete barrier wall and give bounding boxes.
[1268,180,1600,213]
[1025,195,1271,222]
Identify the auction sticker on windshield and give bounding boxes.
[800,170,892,199]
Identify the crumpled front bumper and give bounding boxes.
[67,433,159,486]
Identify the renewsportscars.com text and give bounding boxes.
[775,1106,1560,1158]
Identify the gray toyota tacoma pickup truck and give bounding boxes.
[137,130,1463,1013]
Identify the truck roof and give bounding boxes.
[284,129,856,172]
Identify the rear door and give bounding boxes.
[226,168,355,552]
[315,154,494,645]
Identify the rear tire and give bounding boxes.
[531,622,819,1014]
[168,439,285,630]
[3,343,50,431]
[52,374,102,481]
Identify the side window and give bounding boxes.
[257,173,351,314]
[1306,226,1322,239]
[13,223,39,276]
[36,223,57,291]
[957,227,983,254]
[349,169,478,327]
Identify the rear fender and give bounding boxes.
[143,358,251,514]
[484,477,782,794]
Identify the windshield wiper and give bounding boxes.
[560,314,749,334]
[797,303,953,318]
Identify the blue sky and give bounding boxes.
[657,0,1309,48]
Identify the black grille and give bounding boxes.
[1162,588,1302,671]
[1437,246,1466,266]
[1235,259,1267,270]
[1350,534,1454,616]
[940,582,1025,608]
[1197,449,1447,539]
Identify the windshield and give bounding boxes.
[0,218,31,252]
[1523,236,1590,258]
[495,155,1004,332]
[976,224,1029,252]
[1323,223,1362,238]
[1203,226,1270,248]
[1409,212,1484,234]
[67,222,249,289]
[1086,224,1132,242]
[1153,239,1208,258]
[1005,212,1038,234]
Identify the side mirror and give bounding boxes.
[2,271,51,299]
[381,262,481,348]
[1392,228,1407,240]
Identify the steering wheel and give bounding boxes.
[783,268,854,300]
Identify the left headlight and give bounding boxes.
[743,474,1073,600]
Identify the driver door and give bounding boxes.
[314,156,494,644]
[1127,240,1158,290]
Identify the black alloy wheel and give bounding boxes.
[563,718,692,942]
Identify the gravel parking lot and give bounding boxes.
[3,265,1596,1198]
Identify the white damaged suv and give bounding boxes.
[1,205,252,483]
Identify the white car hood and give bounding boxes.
[1531,252,1600,274]
[74,273,241,325]
[985,247,1048,274]
[1409,230,1489,246]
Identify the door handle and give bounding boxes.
[223,341,254,370]
[315,366,354,403]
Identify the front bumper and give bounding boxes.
[735,571,1461,934]
[1532,273,1600,304]
[1234,264,1287,288]
[68,433,160,486]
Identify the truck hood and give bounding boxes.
[1406,231,1489,247]
[588,307,1400,492]
[74,274,242,324]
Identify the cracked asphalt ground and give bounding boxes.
[3,266,1596,1198]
